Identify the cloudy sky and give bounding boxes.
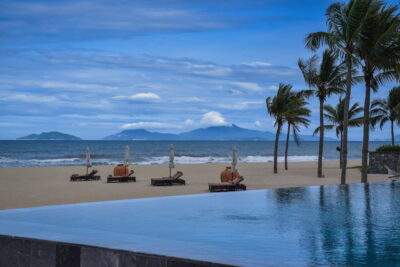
[0,0,397,140]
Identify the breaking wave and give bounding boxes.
[0,155,319,167]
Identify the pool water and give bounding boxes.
[0,182,399,266]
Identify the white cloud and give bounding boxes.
[242,61,273,67]
[184,119,194,125]
[121,121,172,129]
[113,92,160,101]
[184,97,205,102]
[219,101,263,110]
[228,81,263,92]
[61,114,137,120]
[112,95,125,100]
[267,85,279,91]
[255,120,262,127]
[131,92,160,100]
[200,111,230,126]
[2,94,58,103]
[40,81,119,92]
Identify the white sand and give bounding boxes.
[0,160,388,209]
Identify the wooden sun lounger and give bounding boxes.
[107,170,136,183]
[70,170,101,182]
[151,171,185,186]
[209,177,246,192]
[384,165,400,179]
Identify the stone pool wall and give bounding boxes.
[0,235,235,267]
[368,151,400,174]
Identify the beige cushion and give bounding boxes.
[232,177,243,184]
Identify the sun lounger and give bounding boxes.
[70,170,101,182]
[151,171,185,186]
[384,165,400,180]
[107,170,136,183]
[209,177,246,192]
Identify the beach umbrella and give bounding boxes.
[169,144,175,177]
[85,147,91,175]
[124,145,130,167]
[231,146,238,174]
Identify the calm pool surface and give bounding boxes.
[0,182,399,266]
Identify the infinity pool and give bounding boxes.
[0,182,399,266]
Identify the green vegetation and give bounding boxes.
[314,98,363,169]
[298,50,345,178]
[284,93,311,171]
[376,145,400,152]
[266,0,400,184]
[371,87,400,146]
[266,84,310,173]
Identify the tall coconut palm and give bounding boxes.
[284,97,311,170]
[314,98,363,168]
[298,50,345,177]
[354,2,400,183]
[305,0,373,184]
[266,83,298,174]
[371,86,400,146]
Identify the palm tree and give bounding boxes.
[371,86,400,146]
[266,83,297,174]
[314,98,363,168]
[284,97,311,170]
[298,50,345,177]
[305,0,373,184]
[354,2,400,183]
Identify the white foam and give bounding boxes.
[0,155,320,167]
[0,157,81,166]
[136,155,319,165]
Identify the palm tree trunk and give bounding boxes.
[285,123,290,170]
[273,122,282,174]
[391,120,395,146]
[341,54,353,185]
[361,70,372,183]
[318,97,324,177]
[340,130,343,169]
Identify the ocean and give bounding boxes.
[0,140,390,168]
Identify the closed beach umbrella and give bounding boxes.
[124,145,130,167]
[169,144,175,177]
[86,147,91,174]
[231,146,238,174]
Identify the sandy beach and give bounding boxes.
[0,160,388,210]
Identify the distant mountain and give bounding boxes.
[104,124,336,141]
[104,129,179,140]
[18,131,81,140]
[179,124,275,141]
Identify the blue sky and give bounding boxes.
[0,0,397,140]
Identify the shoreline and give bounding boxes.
[0,160,387,210]
[0,157,361,168]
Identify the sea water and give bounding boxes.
[0,182,399,266]
[0,140,390,167]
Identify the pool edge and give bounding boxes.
[0,234,237,267]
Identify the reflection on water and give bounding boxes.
[0,182,399,266]
[290,182,400,266]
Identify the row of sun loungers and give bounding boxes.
[70,170,101,182]
[209,177,246,192]
[151,171,185,186]
[70,170,246,192]
[107,170,136,183]
[72,146,246,191]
